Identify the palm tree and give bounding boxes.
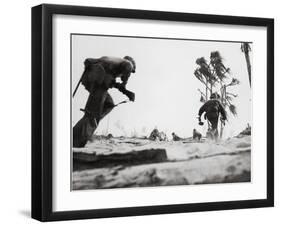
[210,51,230,81]
[194,57,214,102]
[241,43,252,87]
[194,51,240,138]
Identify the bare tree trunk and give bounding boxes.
[205,79,211,130]
[220,85,226,139]
[244,51,251,87]
[205,78,208,101]
[242,43,251,87]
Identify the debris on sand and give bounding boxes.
[73,148,168,171]
[236,124,251,138]
[90,134,114,141]
[193,129,202,141]
[171,132,182,141]
[149,129,168,141]
[107,133,113,139]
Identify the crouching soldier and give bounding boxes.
[73,56,136,147]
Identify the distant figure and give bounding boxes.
[106,133,113,139]
[193,129,202,141]
[172,132,181,141]
[73,56,136,147]
[198,93,227,140]
[149,129,168,141]
[159,132,168,141]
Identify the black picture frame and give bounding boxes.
[32,3,274,222]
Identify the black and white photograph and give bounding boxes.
[71,34,252,190]
[29,3,274,222]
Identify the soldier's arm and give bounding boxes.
[120,72,130,86]
[112,82,135,101]
[198,103,207,119]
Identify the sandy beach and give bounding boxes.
[72,135,251,190]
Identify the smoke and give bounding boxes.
[114,120,127,136]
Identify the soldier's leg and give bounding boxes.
[100,93,115,120]
[85,88,108,124]
[73,88,108,147]
[73,116,92,147]
[207,114,218,140]
[212,118,219,140]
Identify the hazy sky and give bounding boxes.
[72,34,252,139]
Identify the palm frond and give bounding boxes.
[215,67,227,80]
[194,69,204,82]
[196,57,207,65]
[195,58,212,78]
[200,94,205,103]
[210,51,223,64]
[226,92,238,98]
[199,67,211,77]
[229,104,237,116]
[228,78,240,86]
[226,95,233,102]
[209,51,230,81]
[225,68,231,73]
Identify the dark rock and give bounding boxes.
[73,148,168,171]
[237,124,251,137]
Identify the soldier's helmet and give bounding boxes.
[124,56,136,73]
[210,92,220,99]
